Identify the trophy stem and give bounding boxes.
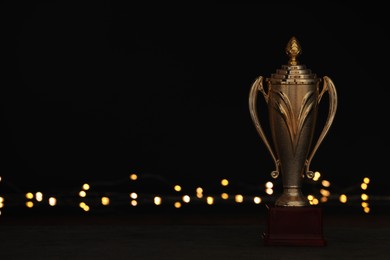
[275,187,308,207]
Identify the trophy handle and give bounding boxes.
[305,76,338,178]
[249,76,280,178]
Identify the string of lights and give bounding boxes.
[0,172,380,217]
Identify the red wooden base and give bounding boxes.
[263,206,326,246]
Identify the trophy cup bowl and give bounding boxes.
[248,37,337,246]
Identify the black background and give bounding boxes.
[1,2,389,196]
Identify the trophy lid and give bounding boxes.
[267,37,320,85]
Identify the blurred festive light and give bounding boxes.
[0,197,4,203]
[361,202,369,208]
[307,195,314,201]
[174,202,181,208]
[221,179,229,186]
[311,198,319,205]
[361,193,369,201]
[363,207,370,213]
[26,201,34,208]
[265,181,273,189]
[322,180,331,187]
[363,177,370,184]
[235,194,243,203]
[320,196,328,203]
[48,197,57,206]
[130,192,138,199]
[0,202,3,209]
[320,189,330,197]
[253,197,262,204]
[131,200,137,206]
[130,174,138,181]
[79,191,87,197]
[182,195,190,203]
[196,187,203,199]
[0,176,2,182]
[206,196,214,205]
[313,171,321,181]
[154,196,162,205]
[26,192,34,199]
[79,202,91,212]
[101,197,110,206]
[174,185,182,192]
[265,188,273,195]
[339,194,347,203]
[361,183,368,190]
[35,192,43,202]
[221,193,229,200]
[82,183,90,190]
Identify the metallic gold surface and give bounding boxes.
[249,37,337,207]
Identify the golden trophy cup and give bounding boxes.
[249,37,337,246]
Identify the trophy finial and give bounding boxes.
[285,37,301,65]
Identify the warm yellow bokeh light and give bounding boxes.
[339,194,347,203]
[35,192,43,202]
[361,202,369,208]
[320,196,328,203]
[130,192,138,199]
[221,193,229,200]
[131,200,137,206]
[0,197,4,203]
[79,191,87,197]
[313,171,321,181]
[0,202,3,209]
[130,174,138,181]
[253,197,262,204]
[312,198,319,205]
[265,181,273,189]
[82,183,90,190]
[83,205,90,212]
[26,192,34,199]
[174,185,182,192]
[182,195,190,203]
[79,202,86,208]
[265,188,273,195]
[320,189,330,197]
[48,197,57,206]
[361,193,369,201]
[221,179,229,186]
[174,202,181,208]
[26,201,34,208]
[364,207,370,213]
[154,196,162,205]
[101,197,110,206]
[307,195,314,201]
[196,187,203,193]
[361,183,368,190]
[363,177,370,184]
[321,180,330,187]
[206,196,214,205]
[235,194,243,203]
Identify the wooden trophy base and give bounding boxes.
[263,206,326,246]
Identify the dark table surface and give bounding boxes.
[1,207,390,260]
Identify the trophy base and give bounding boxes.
[262,206,326,246]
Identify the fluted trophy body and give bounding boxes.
[249,37,337,207]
